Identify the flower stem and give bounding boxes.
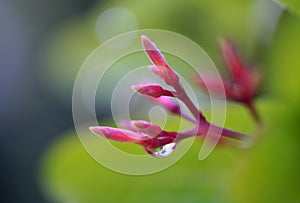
[180,111,197,123]
[177,121,250,143]
[206,122,250,140]
[173,83,205,121]
[246,100,261,124]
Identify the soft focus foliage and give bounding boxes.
[279,0,300,16]
[40,100,287,203]
[38,0,300,203]
[39,0,254,106]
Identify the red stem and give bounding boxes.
[177,121,250,142]
[172,83,205,121]
[246,100,261,124]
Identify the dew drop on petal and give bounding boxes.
[148,143,177,158]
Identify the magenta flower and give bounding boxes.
[89,126,149,142]
[90,121,177,158]
[90,36,253,158]
[132,84,174,98]
[141,36,179,86]
[195,38,261,122]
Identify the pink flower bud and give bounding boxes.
[196,38,261,122]
[147,66,179,86]
[89,126,149,142]
[118,120,138,132]
[195,73,230,98]
[132,84,174,98]
[131,120,162,137]
[151,96,181,115]
[90,125,178,153]
[89,35,253,158]
[219,38,245,81]
[141,35,179,86]
[219,39,261,103]
[141,131,177,149]
[141,35,168,67]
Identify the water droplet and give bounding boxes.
[147,143,177,158]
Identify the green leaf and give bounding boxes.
[228,12,300,203]
[277,0,300,16]
[39,118,245,203]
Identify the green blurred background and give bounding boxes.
[1,0,300,202]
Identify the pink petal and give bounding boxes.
[148,65,179,86]
[151,96,181,115]
[141,35,179,86]
[132,84,174,98]
[142,132,176,149]
[118,120,138,132]
[148,65,164,78]
[219,38,245,81]
[195,73,230,98]
[141,35,168,67]
[89,126,148,142]
[131,120,162,137]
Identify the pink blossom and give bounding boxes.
[132,84,174,98]
[89,126,149,142]
[89,36,254,158]
[151,96,181,115]
[141,35,179,86]
[196,38,261,122]
[90,122,177,155]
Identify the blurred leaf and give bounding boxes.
[265,12,300,104]
[277,0,300,16]
[39,99,285,203]
[228,12,300,203]
[38,1,300,203]
[229,104,300,203]
[39,0,255,107]
[39,113,251,203]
